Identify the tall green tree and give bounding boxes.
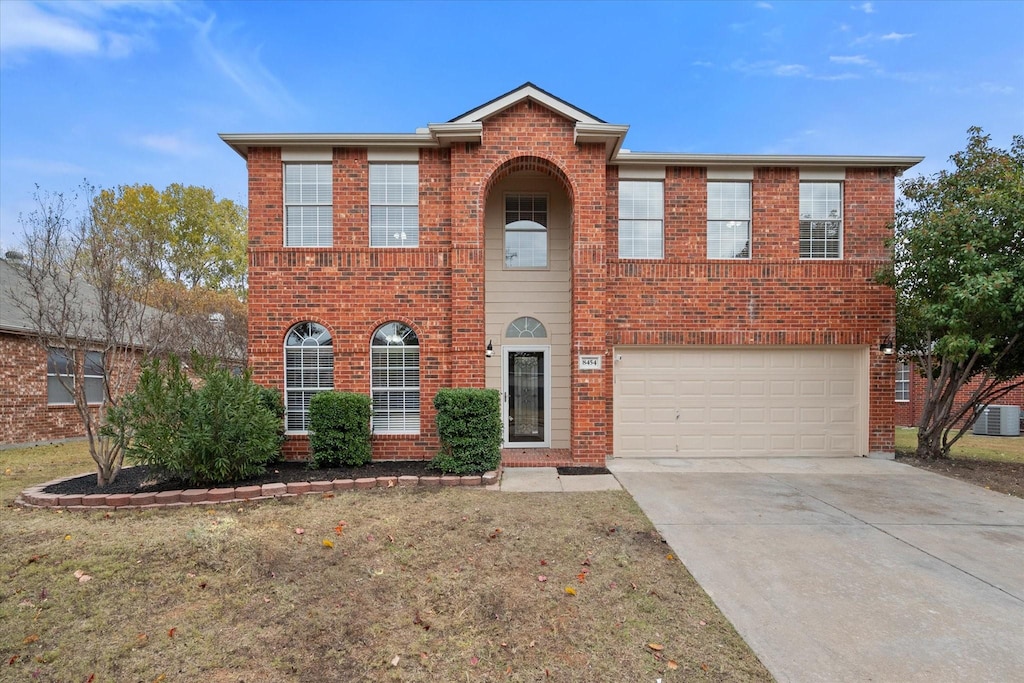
[91,183,247,293]
[888,128,1024,458]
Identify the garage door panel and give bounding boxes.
[614,347,865,457]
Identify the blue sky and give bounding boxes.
[1,0,1021,250]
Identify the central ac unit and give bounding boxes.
[972,405,1022,437]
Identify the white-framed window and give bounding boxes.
[708,181,751,259]
[896,361,910,402]
[371,322,420,434]
[47,348,104,405]
[504,194,548,268]
[619,180,664,259]
[506,316,547,338]
[284,322,334,433]
[284,163,332,247]
[799,182,842,259]
[370,163,419,247]
[47,348,74,405]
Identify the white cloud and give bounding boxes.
[852,2,875,13]
[774,64,808,77]
[133,133,205,158]
[830,55,874,66]
[880,32,914,42]
[0,0,182,60]
[190,13,300,118]
[3,157,91,175]
[755,2,774,9]
[0,1,101,55]
[692,60,714,68]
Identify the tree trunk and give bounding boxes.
[915,422,947,459]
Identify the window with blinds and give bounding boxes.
[619,180,664,259]
[284,322,334,432]
[284,163,332,247]
[707,182,751,259]
[799,182,843,259]
[370,163,419,247]
[370,322,420,434]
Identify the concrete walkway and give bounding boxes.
[498,467,621,492]
[608,456,1024,683]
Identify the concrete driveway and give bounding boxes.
[608,457,1024,683]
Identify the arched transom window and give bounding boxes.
[284,322,334,432]
[506,316,547,338]
[371,322,420,434]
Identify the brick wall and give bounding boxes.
[0,333,142,447]
[895,371,1024,428]
[246,100,900,461]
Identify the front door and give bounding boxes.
[503,347,550,447]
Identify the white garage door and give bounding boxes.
[613,347,867,457]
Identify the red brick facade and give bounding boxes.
[227,84,919,463]
[895,368,1024,428]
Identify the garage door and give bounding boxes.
[613,347,867,457]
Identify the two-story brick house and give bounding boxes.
[221,83,921,465]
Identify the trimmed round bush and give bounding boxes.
[309,391,372,467]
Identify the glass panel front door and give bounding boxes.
[508,351,545,443]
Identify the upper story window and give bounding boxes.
[504,194,548,268]
[619,180,664,259]
[370,163,419,247]
[799,182,843,259]
[895,361,910,402]
[284,322,334,433]
[284,163,332,247]
[371,322,420,434]
[707,182,751,259]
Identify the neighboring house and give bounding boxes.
[221,83,922,464]
[894,360,1024,429]
[0,255,111,446]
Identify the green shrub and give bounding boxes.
[308,392,372,467]
[109,355,282,485]
[255,383,286,456]
[431,388,502,474]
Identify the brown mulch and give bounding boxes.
[896,452,1024,499]
[43,460,442,497]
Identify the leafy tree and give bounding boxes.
[887,128,1024,458]
[10,184,176,486]
[92,183,247,293]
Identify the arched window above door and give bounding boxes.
[506,316,547,339]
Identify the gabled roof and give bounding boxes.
[219,84,922,170]
[448,82,606,124]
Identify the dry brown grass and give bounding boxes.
[1,444,772,682]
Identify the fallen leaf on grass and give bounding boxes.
[666,553,674,560]
[469,656,479,666]
[576,570,588,583]
[701,662,709,671]
[647,643,664,651]
[537,575,547,582]
[294,527,304,535]
[86,674,95,682]
[539,559,547,566]
[334,522,346,535]
[488,528,502,540]
[322,539,334,548]
[154,675,166,683]
[7,655,19,665]
[564,586,576,596]
[167,628,176,638]
[73,570,92,583]
[390,655,400,666]
[667,660,678,670]
[23,634,39,644]
[63,535,71,541]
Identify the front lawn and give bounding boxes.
[1,444,771,682]
[895,427,1024,498]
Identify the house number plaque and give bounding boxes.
[578,355,602,370]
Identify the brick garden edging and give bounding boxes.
[15,470,500,511]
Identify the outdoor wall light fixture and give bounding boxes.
[880,337,895,355]
[486,340,494,357]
